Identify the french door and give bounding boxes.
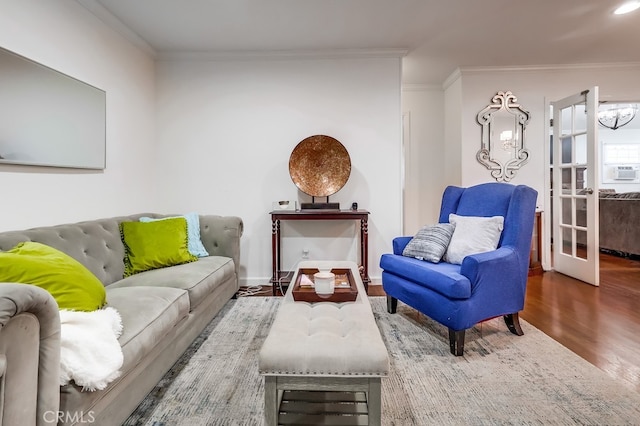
[551,88,600,286]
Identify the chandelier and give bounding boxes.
[598,104,638,130]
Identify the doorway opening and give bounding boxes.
[546,98,640,281]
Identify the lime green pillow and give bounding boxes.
[120,217,197,277]
[0,242,106,312]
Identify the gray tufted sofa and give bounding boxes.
[0,284,60,426]
[0,213,243,426]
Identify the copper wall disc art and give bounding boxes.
[288,135,351,197]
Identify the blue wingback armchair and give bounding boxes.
[380,182,538,356]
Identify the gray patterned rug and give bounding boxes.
[124,297,640,425]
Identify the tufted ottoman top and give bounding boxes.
[259,261,389,378]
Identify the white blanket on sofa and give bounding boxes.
[59,307,123,391]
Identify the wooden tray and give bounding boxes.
[292,268,358,303]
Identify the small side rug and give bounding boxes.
[124,297,640,425]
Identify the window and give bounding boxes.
[603,143,640,165]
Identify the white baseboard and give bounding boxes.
[239,276,382,287]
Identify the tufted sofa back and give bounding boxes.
[0,214,163,286]
[0,214,244,287]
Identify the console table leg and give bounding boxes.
[361,218,370,293]
[271,219,280,296]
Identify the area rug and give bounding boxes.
[123,297,640,425]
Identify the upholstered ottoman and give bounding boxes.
[259,261,389,426]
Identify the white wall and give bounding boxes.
[599,126,640,192]
[444,76,463,188]
[0,0,157,231]
[401,85,446,233]
[155,55,403,285]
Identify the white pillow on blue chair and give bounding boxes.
[444,214,504,264]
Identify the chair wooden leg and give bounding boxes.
[504,313,524,336]
[448,328,465,356]
[386,296,398,314]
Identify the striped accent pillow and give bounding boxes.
[402,223,455,263]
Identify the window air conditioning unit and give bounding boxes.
[614,165,639,180]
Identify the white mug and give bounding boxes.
[314,271,335,297]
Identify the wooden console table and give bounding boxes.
[270,209,370,295]
[529,211,543,276]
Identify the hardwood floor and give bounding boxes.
[521,252,640,392]
[246,253,640,391]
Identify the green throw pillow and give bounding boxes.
[120,217,197,277]
[0,241,106,312]
[139,212,209,258]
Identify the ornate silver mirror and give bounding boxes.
[476,91,530,182]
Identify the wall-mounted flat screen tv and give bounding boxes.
[0,46,106,169]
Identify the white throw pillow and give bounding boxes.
[444,214,504,265]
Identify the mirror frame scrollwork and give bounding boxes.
[476,91,530,182]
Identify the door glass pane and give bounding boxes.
[574,104,587,133]
[561,136,572,164]
[561,168,572,191]
[575,168,586,190]
[561,107,572,135]
[575,134,587,165]
[562,227,573,255]
[561,197,572,225]
[576,198,587,227]
[576,230,587,260]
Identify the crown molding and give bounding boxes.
[156,48,409,62]
[76,0,156,57]
[442,68,462,90]
[459,62,640,75]
[442,62,640,90]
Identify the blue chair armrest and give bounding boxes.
[392,237,413,255]
[460,246,524,293]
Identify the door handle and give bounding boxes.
[584,188,594,194]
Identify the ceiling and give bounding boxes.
[82,0,640,85]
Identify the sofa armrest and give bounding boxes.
[0,283,61,426]
[199,215,244,277]
[392,237,413,255]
